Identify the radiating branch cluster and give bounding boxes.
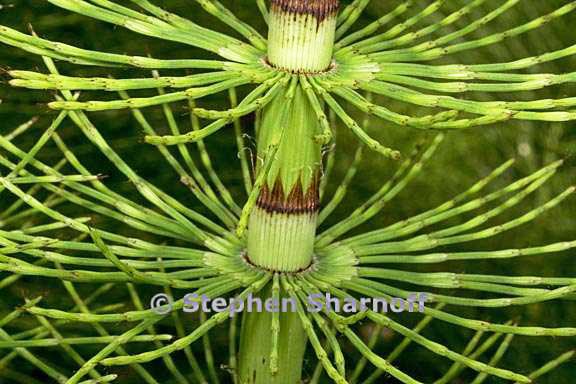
[0,0,575,383]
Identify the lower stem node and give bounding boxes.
[246,206,317,272]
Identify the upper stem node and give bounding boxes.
[268,0,340,74]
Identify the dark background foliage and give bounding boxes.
[0,1,574,382]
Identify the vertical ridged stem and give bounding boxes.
[239,1,339,383]
[239,85,319,383]
[238,285,307,384]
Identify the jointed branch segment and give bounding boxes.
[1,0,576,383]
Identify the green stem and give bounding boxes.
[239,1,339,382]
[245,83,320,272]
[237,285,307,384]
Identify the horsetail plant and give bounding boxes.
[0,0,575,383]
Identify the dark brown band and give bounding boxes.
[257,177,320,214]
[271,0,340,21]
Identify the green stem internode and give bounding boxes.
[246,82,322,273]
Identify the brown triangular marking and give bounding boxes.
[257,174,319,214]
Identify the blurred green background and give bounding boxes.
[0,0,574,382]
